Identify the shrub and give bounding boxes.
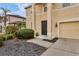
[0,35,4,47]
[4,34,14,41]
[0,39,3,47]
[16,21,26,30]
[0,34,5,41]
[6,34,14,40]
[16,29,34,39]
[6,25,18,34]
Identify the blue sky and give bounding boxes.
[0,3,31,17]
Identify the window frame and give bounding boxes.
[43,4,47,12]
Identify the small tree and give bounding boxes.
[1,8,10,33]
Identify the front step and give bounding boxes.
[36,35,55,40]
[43,37,58,43]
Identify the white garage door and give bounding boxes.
[59,21,79,39]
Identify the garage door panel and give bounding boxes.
[59,22,79,39]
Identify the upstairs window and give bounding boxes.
[44,4,47,12]
[62,3,71,8]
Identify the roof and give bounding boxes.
[7,14,26,19]
[9,21,25,24]
[25,5,32,9]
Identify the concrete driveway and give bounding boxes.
[42,39,79,56]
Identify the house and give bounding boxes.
[25,3,79,55]
[0,14,26,33]
[25,3,79,39]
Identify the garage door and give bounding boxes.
[59,21,79,39]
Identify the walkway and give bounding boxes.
[27,38,53,48]
[41,45,78,56]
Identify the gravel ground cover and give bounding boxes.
[0,40,47,56]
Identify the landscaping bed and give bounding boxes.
[0,25,47,56]
[0,40,47,56]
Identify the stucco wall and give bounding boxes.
[26,3,79,38]
[35,4,47,35]
[52,4,79,37]
[7,16,25,23]
[36,12,47,35]
[26,7,32,29]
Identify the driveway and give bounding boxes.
[42,39,79,56]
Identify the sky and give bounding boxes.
[0,3,32,17]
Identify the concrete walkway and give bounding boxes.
[27,39,53,48]
[41,45,78,56]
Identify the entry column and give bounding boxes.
[32,4,36,32]
[47,3,52,39]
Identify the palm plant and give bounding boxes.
[0,8,10,33]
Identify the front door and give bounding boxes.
[41,21,47,35]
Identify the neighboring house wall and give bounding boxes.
[0,15,26,33]
[7,15,25,24]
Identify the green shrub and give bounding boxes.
[16,21,26,30]
[6,25,18,34]
[0,34,14,41]
[0,40,3,47]
[16,29,34,39]
[4,34,14,41]
[0,35,4,47]
[0,34,5,41]
[6,34,14,40]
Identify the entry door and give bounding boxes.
[41,21,47,35]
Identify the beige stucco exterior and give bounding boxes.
[52,4,79,38]
[25,3,79,39]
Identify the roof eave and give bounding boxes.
[25,5,32,9]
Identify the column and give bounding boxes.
[32,4,36,36]
[47,3,52,39]
[32,4,36,31]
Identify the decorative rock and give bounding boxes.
[0,40,47,56]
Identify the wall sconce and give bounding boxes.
[55,23,58,28]
[36,32,39,36]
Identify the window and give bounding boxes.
[44,7,47,12]
[62,3,71,7]
[44,4,47,12]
